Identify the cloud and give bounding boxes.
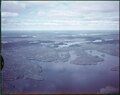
[2,12,19,17]
[1,1,26,13]
[37,1,119,21]
[72,1,119,13]
[38,10,78,18]
[1,1,119,31]
[2,18,118,31]
[99,86,119,94]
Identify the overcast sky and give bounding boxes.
[1,1,119,31]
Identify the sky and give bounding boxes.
[1,1,119,31]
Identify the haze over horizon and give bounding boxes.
[1,1,119,31]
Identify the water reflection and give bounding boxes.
[10,50,119,93]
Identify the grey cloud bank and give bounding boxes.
[1,1,119,31]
